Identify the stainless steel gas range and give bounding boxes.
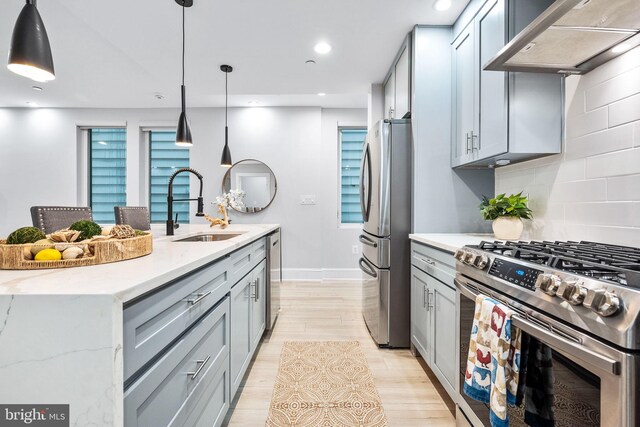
[454,240,640,427]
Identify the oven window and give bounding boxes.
[458,294,601,426]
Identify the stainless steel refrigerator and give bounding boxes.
[359,119,411,347]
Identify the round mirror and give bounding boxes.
[222,159,277,213]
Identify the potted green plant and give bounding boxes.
[479,193,533,240]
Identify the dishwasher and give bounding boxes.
[266,229,281,330]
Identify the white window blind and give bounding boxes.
[89,128,126,224]
[149,131,190,223]
[340,128,367,224]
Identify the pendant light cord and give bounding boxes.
[225,70,228,126]
[182,5,185,86]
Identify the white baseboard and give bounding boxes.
[282,268,361,282]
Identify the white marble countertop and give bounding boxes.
[0,223,279,302]
[409,233,495,253]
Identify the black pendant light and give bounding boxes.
[175,0,193,147]
[220,65,233,167]
[7,0,55,82]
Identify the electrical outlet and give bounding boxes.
[300,195,316,205]
[352,245,359,254]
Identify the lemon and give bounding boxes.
[34,248,62,261]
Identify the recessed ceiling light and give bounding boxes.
[433,0,452,11]
[314,42,332,54]
[32,85,43,91]
[611,43,632,54]
[26,101,39,108]
[154,93,164,100]
[318,93,326,96]
[97,141,108,146]
[305,59,316,64]
[248,100,259,107]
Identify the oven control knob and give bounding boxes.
[557,281,587,305]
[463,252,475,265]
[535,274,561,296]
[454,249,466,262]
[584,289,620,317]
[473,254,489,270]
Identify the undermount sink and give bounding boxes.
[174,233,243,242]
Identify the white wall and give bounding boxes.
[0,106,366,279]
[495,46,640,246]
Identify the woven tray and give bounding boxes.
[0,233,153,270]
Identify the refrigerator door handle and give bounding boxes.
[360,143,372,222]
[359,234,378,248]
[359,257,378,278]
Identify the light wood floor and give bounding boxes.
[224,281,456,427]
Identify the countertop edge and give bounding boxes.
[409,233,493,254]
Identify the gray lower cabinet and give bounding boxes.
[430,276,457,395]
[124,297,230,427]
[123,236,269,427]
[410,266,430,359]
[230,271,253,398]
[250,259,267,351]
[230,257,267,398]
[410,242,457,400]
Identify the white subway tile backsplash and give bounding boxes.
[566,106,608,139]
[585,66,640,111]
[562,224,640,247]
[607,174,640,201]
[495,47,640,245]
[564,202,640,227]
[564,123,634,160]
[586,148,640,178]
[609,93,640,127]
[534,159,585,184]
[550,179,607,203]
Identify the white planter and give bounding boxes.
[492,216,524,240]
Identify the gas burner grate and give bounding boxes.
[473,240,640,288]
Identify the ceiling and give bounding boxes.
[0,0,469,109]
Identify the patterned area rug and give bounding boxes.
[266,341,388,427]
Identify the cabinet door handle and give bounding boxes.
[187,355,211,381]
[423,286,427,309]
[465,132,471,154]
[471,131,479,151]
[415,256,436,266]
[255,278,260,301]
[250,280,256,299]
[188,290,212,306]
[426,290,434,311]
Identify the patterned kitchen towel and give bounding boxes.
[463,294,522,427]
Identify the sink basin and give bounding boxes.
[174,233,243,242]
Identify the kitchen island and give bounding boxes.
[0,223,279,427]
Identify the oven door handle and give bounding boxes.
[511,316,620,375]
[455,279,621,376]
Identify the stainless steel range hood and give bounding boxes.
[485,0,640,74]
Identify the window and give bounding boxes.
[149,130,190,223]
[89,128,126,224]
[339,128,367,224]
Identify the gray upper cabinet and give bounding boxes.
[452,24,476,166]
[384,68,396,119]
[383,35,412,120]
[451,0,562,168]
[394,45,411,119]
